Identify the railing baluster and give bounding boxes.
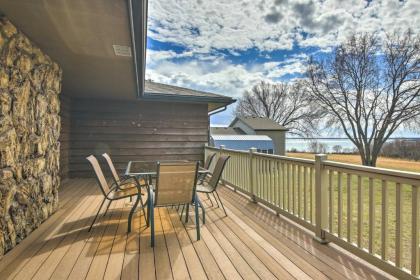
[304,166,308,221]
[395,182,402,268]
[275,162,279,206]
[292,164,296,214]
[347,174,352,243]
[266,160,270,201]
[278,162,282,208]
[288,163,291,212]
[357,175,363,248]
[329,170,334,233]
[297,165,302,218]
[369,178,375,254]
[282,162,286,210]
[338,172,343,238]
[256,157,259,197]
[412,186,419,275]
[272,161,276,204]
[381,180,388,260]
[258,157,265,198]
[268,159,276,204]
[260,158,264,198]
[310,167,314,223]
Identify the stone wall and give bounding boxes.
[0,17,62,256]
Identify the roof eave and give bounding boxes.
[128,0,148,98]
[254,128,290,132]
[141,91,236,111]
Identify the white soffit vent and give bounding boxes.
[113,45,132,57]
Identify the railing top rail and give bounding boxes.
[205,146,315,165]
[252,152,315,165]
[205,146,220,151]
[324,160,420,184]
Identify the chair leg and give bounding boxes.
[185,203,190,223]
[89,197,106,232]
[212,192,220,208]
[138,194,147,226]
[206,193,214,207]
[102,200,112,217]
[128,194,141,233]
[150,195,155,247]
[197,196,205,224]
[215,190,227,216]
[180,204,185,220]
[194,198,200,240]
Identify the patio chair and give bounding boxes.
[102,153,140,190]
[86,155,146,233]
[198,152,216,183]
[147,161,203,247]
[196,155,230,216]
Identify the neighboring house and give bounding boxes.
[211,135,275,153]
[211,117,288,155]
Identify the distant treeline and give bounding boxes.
[381,140,420,161]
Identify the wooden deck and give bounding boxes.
[0,179,393,280]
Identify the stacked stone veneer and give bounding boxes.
[0,17,62,256]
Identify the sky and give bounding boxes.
[145,0,420,136]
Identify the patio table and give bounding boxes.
[125,160,209,181]
[124,160,208,228]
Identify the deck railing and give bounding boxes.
[205,146,420,280]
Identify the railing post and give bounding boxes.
[249,148,257,203]
[204,143,208,165]
[314,154,329,244]
[219,145,225,156]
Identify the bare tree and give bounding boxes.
[306,31,420,166]
[235,80,324,136]
[332,145,343,154]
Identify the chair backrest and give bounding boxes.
[154,161,199,206]
[86,155,110,196]
[208,155,230,189]
[204,152,216,170]
[102,153,120,185]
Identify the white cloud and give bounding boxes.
[148,0,420,53]
[146,51,307,98]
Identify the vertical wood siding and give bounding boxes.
[68,98,209,177]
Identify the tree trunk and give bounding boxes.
[360,154,377,167]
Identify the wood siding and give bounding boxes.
[69,99,209,177]
[59,94,71,179]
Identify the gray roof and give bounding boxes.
[212,135,273,141]
[232,117,288,131]
[210,127,245,135]
[144,81,235,112]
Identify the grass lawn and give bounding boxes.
[287,152,420,173]
[284,152,420,269]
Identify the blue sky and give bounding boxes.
[145,0,420,136]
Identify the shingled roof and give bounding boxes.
[210,127,246,135]
[143,80,235,112]
[231,117,288,131]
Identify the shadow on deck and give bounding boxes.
[0,179,393,279]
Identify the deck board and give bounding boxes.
[0,179,394,280]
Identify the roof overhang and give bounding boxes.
[129,0,148,98]
[142,81,236,112]
[141,92,235,112]
[0,0,148,100]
